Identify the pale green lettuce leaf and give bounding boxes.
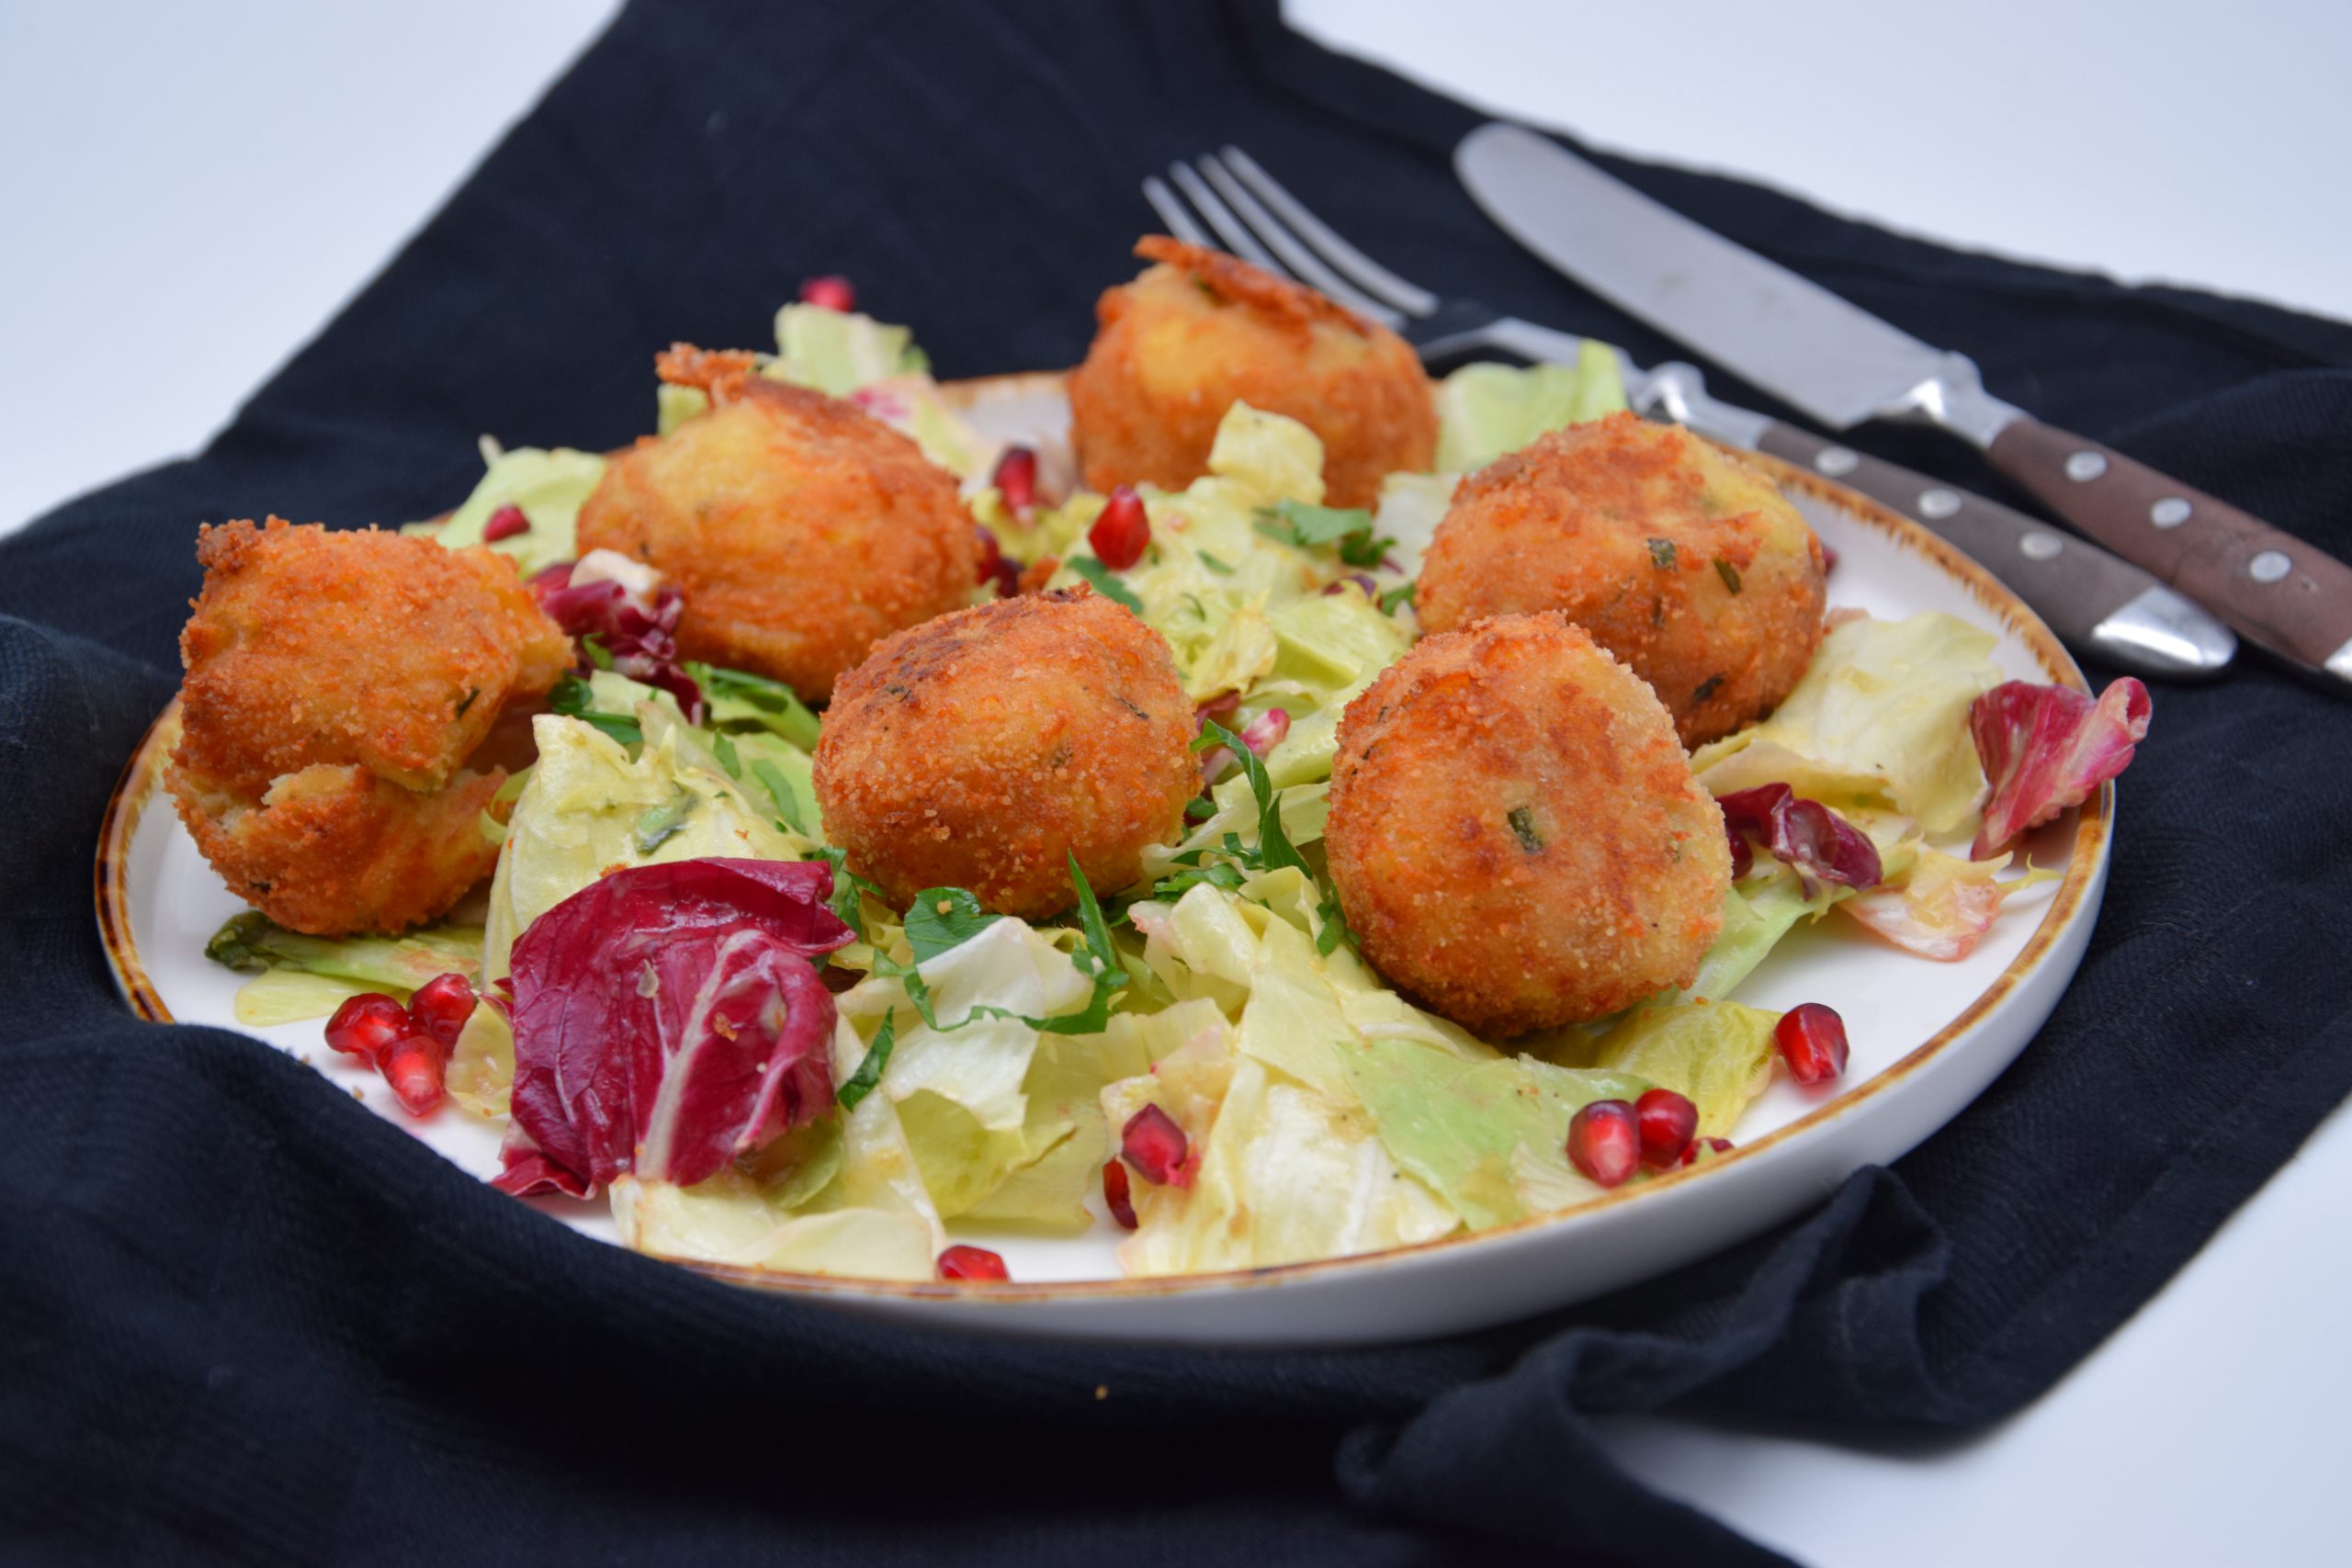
[1584,999,1781,1139]
[432,446,606,577]
[1433,346,1629,472]
[482,705,810,981]
[1691,613,2002,836]
[1339,1039,1648,1230]
[768,303,928,394]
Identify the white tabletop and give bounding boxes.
[6,3,2344,1561]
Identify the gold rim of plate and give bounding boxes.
[93,371,2109,1304]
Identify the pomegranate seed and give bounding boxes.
[407,972,478,1050]
[1776,1002,1850,1085]
[1121,1104,1194,1188]
[1088,486,1151,570]
[1102,1160,1138,1229]
[481,504,530,542]
[991,445,1038,519]
[798,274,855,311]
[1634,1088,1698,1169]
[1566,1100,1641,1188]
[324,993,412,1067]
[379,1033,447,1116]
[1680,1136,1735,1168]
[1239,707,1291,756]
[936,1245,1009,1281]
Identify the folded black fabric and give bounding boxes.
[4,3,2346,1562]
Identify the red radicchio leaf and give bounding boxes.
[1718,784,1883,893]
[498,858,855,1197]
[531,563,706,723]
[1970,678,2151,859]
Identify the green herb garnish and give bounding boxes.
[751,760,807,836]
[1192,718,1311,875]
[549,673,642,747]
[836,1010,895,1111]
[633,790,698,854]
[1508,806,1544,853]
[1378,581,1418,615]
[1714,558,1743,594]
[711,730,741,779]
[1067,556,1144,613]
[904,887,1002,964]
[1646,537,1679,570]
[1254,500,1396,569]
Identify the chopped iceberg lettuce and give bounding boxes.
[1433,346,1630,472]
[1691,612,2004,837]
[430,445,607,577]
[768,302,928,394]
[1584,999,1781,1140]
[482,702,813,983]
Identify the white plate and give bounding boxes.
[96,374,2109,1346]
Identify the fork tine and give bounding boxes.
[1196,154,1403,328]
[1218,146,1440,317]
[1165,162,1282,273]
[1141,175,1212,247]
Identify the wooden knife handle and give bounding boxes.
[1756,421,2166,658]
[1986,414,2352,677]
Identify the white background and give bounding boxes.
[6,2,2346,1562]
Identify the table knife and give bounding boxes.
[1455,120,2352,687]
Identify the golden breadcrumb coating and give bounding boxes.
[1067,236,1436,508]
[577,355,979,702]
[167,517,569,934]
[813,588,1199,919]
[1322,612,1730,1036]
[1416,413,1826,748]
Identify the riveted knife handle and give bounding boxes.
[1753,421,2229,678]
[1986,416,2352,680]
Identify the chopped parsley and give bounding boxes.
[1714,558,1743,594]
[1646,537,1679,570]
[836,1010,895,1111]
[1254,500,1395,569]
[750,760,807,836]
[548,674,642,747]
[1693,674,1725,704]
[633,790,697,855]
[1067,555,1144,613]
[1378,581,1418,615]
[904,887,1001,964]
[1507,806,1544,853]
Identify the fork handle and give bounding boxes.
[1752,421,2233,680]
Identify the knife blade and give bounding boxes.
[1455,119,2352,687]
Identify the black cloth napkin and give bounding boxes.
[5,3,2348,1562]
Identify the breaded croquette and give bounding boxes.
[1322,612,1731,1036]
[812,588,1199,919]
[1416,414,1826,748]
[167,517,569,934]
[1067,237,1436,509]
[576,349,979,703]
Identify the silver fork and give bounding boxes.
[1143,148,2233,680]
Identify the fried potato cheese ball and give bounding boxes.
[577,347,980,702]
[166,518,571,936]
[1068,237,1436,508]
[813,588,1199,920]
[1323,613,1731,1037]
[1416,412,1826,748]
